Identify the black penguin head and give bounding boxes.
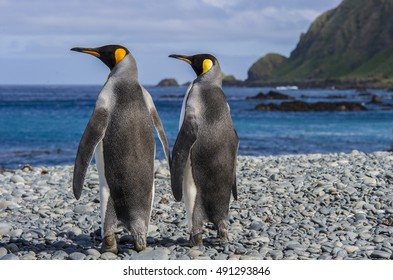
[71,45,129,70]
[168,53,217,77]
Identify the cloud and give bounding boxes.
[202,0,242,9]
[0,0,342,84]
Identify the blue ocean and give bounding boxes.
[1,85,393,169]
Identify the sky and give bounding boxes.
[0,0,342,85]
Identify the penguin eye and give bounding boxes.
[115,48,127,64]
[201,59,213,75]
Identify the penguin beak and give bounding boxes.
[71,47,101,58]
[168,54,192,65]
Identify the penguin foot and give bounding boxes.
[218,222,229,244]
[218,230,229,244]
[102,234,118,254]
[189,232,203,247]
[134,234,147,252]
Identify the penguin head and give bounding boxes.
[168,54,218,77]
[71,45,129,70]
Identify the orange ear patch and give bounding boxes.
[115,48,127,64]
[202,59,213,75]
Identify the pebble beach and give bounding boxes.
[1,151,393,260]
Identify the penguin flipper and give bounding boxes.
[73,106,110,200]
[232,129,239,200]
[232,175,238,200]
[170,114,198,201]
[141,86,171,165]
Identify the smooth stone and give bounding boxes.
[213,253,228,260]
[285,242,306,251]
[45,231,58,241]
[235,246,247,255]
[249,221,263,230]
[355,201,367,209]
[355,212,367,221]
[11,175,25,184]
[239,255,261,260]
[69,252,87,260]
[177,220,188,228]
[0,223,11,236]
[228,254,241,260]
[148,224,159,232]
[250,236,270,243]
[346,231,358,240]
[68,227,83,237]
[131,249,169,260]
[52,250,69,260]
[86,248,101,258]
[270,250,284,260]
[370,250,391,259]
[6,243,19,253]
[101,252,118,260]
[373,236,384,243]
[119,235,133,244]
[85,255,99,260]
[0,254,19,260]
[74,205,94,214]
[21,252,37,260]
[10,229,23,238]
[363,176,377,186]
[53,241,67,249]
[155,165,170,177]
[174,255,191,260]
[189,249,203,259]
[0,247,7,258]
[344,246,359,254]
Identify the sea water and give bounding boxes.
[1,85,393,169]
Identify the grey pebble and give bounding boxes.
[11,175,25,184]
[131,249,169,260]
[74,205,94,214]
[6,243,19,253]
[2,153,393,260]
[189,249,203,259]
[21,252,37,260]
[0,254,20,260]
[213,253,229,260]
[373,236,384,243]
[52,250,69,260]
[285,242,307,251]
[86,248,101,258]
[0,247,7,258]
[10,229,23,238]
[370,250,391,259]
[0,223,11,236]
[270,250,284,260]
[101,252,118,260]
[344,245,360,254]
[355,212,367,221]
[69,252,87,260]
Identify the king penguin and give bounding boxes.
[71,45,170,253]
[169,53,239,246]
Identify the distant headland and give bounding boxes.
[157,0,393,90]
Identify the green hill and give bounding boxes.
[247,0,393,88]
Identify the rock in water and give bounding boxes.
[255,101,367,112]
[247,91,292,100]
[156,78,179,87]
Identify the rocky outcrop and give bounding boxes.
[247,91,292,100]
[255,101,367,112]
[246,0,393,88]
[247,53,287,82]
[156,78,179,87]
